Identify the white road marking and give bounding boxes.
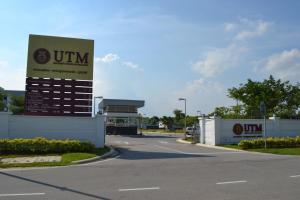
[124,141,129,145]
[154,145,244,155]
[158,141,169,144]
[290,175,300,178]
[0,193,45,197]
[118,187,160,192]
[216,180,247,185]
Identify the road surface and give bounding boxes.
[0,133,300,200]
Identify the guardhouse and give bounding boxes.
[98,99,145,135]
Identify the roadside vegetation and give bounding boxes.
[221,137,300,156]
[0,137,109,168]
[209,75,300,119]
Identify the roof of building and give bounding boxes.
[4,90,25,97]
[98,99,145,109]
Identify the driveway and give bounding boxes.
[0,133,300,200]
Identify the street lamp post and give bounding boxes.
[93,96,103,116]
[179,98,187,139]
[260,101,267,149]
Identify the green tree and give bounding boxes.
[209,105,245,119]
[0,87,5,111]
[160,116,174,130]
[149,116,160,125]
[9,96,24,115]
[227,75,300,118]
[186,116,198,126]
[173,109,185,126]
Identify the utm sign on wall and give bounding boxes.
[232,123,262,138]
[25,35,94,117]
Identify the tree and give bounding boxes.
[186,116,198,126]
[209,105,245,119]
[173,109,185,127]
[149,116,160,125]
[160,116,174,130]
[0,87,5,111]
[9,96,24,115]
[227,75,300,118]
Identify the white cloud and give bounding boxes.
[261,48,300,80]
[173,79,232,114]
[122,61,139,69]
[95,53,142,71]
[235,20,271,40]
[93,61,113,97]
[224,23,236,32]
[192,45,247,77]
[95,53,119,63]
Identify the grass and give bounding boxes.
[0,146,110,168]
[219,144,300,155]
[220,144,242,150]
[248,148,300,155]
[183,137,193,142]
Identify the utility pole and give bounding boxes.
[179,98,187,139]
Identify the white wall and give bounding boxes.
[0,112,104,148]
[199,117,300,145]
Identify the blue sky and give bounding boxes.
[1,0,300,116]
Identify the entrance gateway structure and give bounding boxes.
[198,116,300,145]
[98,99,145,135]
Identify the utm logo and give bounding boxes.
[233,123,243,135]
[33,48,51,64]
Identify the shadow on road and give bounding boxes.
[115,147,214,160]
[0,172,111,200]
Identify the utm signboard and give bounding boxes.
[25,35,94,117]
[27,34,94,80]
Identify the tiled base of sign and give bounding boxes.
[24,77,93,117]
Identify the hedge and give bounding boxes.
[0,137,95,154]
[238,136,300,149]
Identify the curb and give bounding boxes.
[195,143,244,152]
[72,146,119,164]
[176,138,243,152]
[176,139,293,156]
[176,138,192,144]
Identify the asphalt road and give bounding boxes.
[1,133,300,200]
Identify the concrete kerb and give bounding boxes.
[72,146,119,164]
[176,138,192,144]
[176,138,243,152]
[176,138,296,157]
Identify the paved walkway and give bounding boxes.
[1,156,61,164]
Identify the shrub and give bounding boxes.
[238,136,300,149]
[0,137,95,154]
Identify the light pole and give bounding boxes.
[179,98,187,139]
[260,101,267,149]
[93,96,103,116]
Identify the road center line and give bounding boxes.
[0,193,45,197]
[290,175,300,178]
[158,141,169,144]
[118,187,160,192]
[216,180,247,185]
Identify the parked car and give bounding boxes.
[185,126,196,137]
